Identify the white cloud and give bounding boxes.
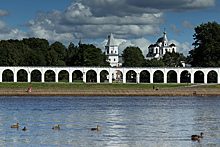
[170,24,183,36]
[169,39,192,56]
[21,2,165,43]
[0,9,10,18]
[92,37,191,58]
[91,37,153,57]
[0,0,216,44]
[182,20,195,29]
[0,20,27,40]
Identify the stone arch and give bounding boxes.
[126,70,137,83]
[31,69,41,82]
[72,70,83,83]
[140,70,150,83]
[167,70,177,83]
[86,70,97,83]
[45,70,55,82]
[180,70,191,83]
[17,69,28,82]
[153,70,164,83]
[58,70,69,82]
[194,71,204,83]
[112,70,123,83]
[100,70,109,83]
[207,70,217,83]
[2,69,13,82]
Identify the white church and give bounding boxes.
[105,33,123,67]
[146,30,177,60]
[105,31,177,67]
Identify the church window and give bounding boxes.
[114,58,116,61]
[172,48,175,52]
[156,48,158,54]
[111,51,113,53]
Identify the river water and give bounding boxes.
[0,96,219,147]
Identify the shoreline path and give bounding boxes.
[0,84,219,97]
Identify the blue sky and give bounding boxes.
[0,0,219,56]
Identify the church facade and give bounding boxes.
[105,33,122,67]
[146,30,176,60]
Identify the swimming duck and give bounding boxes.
[11,123,19,128]
[90,125,100,131]
[191,132,203,138]
[52,124,60,129]
[22,127,27,131]
[191,132,203,141]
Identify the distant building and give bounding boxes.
[105,33,122,67]
[146,30,176,60]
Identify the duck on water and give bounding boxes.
[191,132,203,141]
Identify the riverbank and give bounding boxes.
[0,83,219,97]
[0,87,219,97]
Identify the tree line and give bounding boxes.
[0,21,219,82]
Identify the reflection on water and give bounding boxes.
[0,96,220,146]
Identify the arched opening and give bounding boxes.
[45,70,55,82]
[72,70,83,83]
[58,70,69,82]
[153,70,164,83]
[2,69,13,82]
[86,70,97,83]
[100,70,109,83]
[17,69,27,82]
[208,71,217,83]
[112,70,123,83]
[194,71,204,83]
[31,70,41,82]
[140,70,150,83]
[180,70,191,83]
[126,70,136,83]
[167,70,177,83]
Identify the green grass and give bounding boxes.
[0,82,197,89]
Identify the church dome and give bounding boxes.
[169,43,176,47]
[148,44,159,48]
[157,37,163,43]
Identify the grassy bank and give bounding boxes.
[0,82,196,89]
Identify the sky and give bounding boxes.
[0,0,219,56]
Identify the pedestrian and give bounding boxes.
[156,87,159,90]
[153,85,155,89]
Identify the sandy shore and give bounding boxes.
[0,88,219,97]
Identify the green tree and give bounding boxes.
[162,52,186,67]
[145,58,165,67]
[189,21,220,67]
[122,46,145,67]
[49,41,67,62]
[66,43,110,66]
[66,43,78,66]
[0,40,23,66]
[22,38,49,55]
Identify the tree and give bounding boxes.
[162,52,186,67]
[66,43,78,66]
[49,41,67,62]
[66,43,110,66]
[122,46,145,67]
[145,58,165,67]
[189,21,220,67]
